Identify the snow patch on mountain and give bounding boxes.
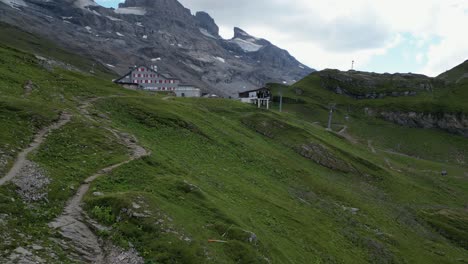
[230,38,263,52]
[116,32,124,37]
[106,16,122,21]
[0,0,27,9]
[114,7,146,16]
[215,57,225,63]
[199,28,217,39]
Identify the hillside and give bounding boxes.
[0,25,467,263]
[438,60,468,84]
[272,67,468,138]
[0,0,314,96]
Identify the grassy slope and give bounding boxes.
[0,27,466,263]
[83,96,468,263]
[0,29,140,262]
[438,60,468,82]
[280,72,468,114]
[268,74,468,165]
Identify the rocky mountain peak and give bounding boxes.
[233,27,253,40]
[195,11,219,37]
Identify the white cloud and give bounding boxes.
[419,0,468,76]
[416,53,425,64]
[179,0,467,75]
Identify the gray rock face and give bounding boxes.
[103,244,145,264]
[0,0,314,96]
[295,143,354,172]
[372,111,468,137]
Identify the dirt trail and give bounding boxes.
[0,112,71,186]
[367,140,377,154]
[336,125,358,144]
[338,125,348,134]
[49,97,149,264]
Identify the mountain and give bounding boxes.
[0,0,314,96]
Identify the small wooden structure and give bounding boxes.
[238,87,271,109]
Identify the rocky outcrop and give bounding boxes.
[23,80,37,96]
[12,161,50,202]
[366,109,468,137]
[0,0,313,96]
[295,143,354,172]
[195,11,219,37]
[318,69,442,99]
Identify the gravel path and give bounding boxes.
[0,112,71,186]
[49,97,149,264]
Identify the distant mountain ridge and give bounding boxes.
[0,0,314,96]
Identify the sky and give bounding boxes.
[96,0,468,76]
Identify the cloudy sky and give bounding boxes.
[97,0,468,76]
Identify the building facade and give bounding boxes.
[114,66,180,92]
[238,87,271,109]
[174,85,201,98]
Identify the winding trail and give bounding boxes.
[336,125,358,144]
[0,112,72,186]
[49,97,149,264]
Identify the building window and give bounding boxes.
[159,80,163,83]
[140,68,145,71]
[134,80,137,83]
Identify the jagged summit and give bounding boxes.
[195,11,219,37]
[119,0,184,8]
[233,27,252,39]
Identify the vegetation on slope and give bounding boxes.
[0,25,466,264]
